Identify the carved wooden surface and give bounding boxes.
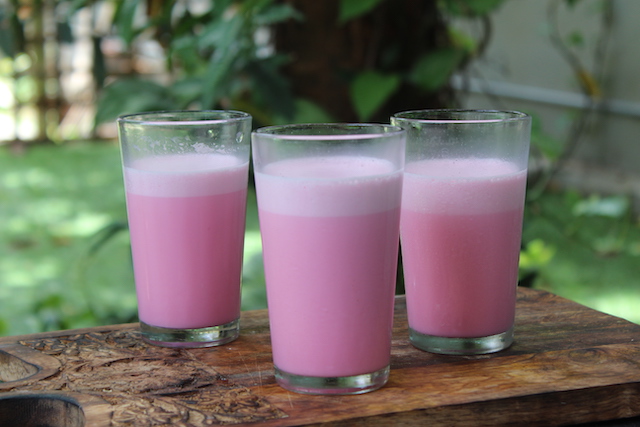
[1,287,640,426]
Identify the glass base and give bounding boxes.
[410,326,514,355]
[274,365,390,395]
[140,319,239,348]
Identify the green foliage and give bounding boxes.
[519,239,556,279]
[522,189,640,323]
[285,99,336,124]
[92,0,301,126]
[112,0,143,46]
[350,71,400,121]
[438,0,505,17]
[448,27,479,53]
[94,79,177,125]
[410,48,466,92]
[564,0,585,8]
[0,143,134,335]
[91,0,505,128]
[570,195,632,256]
[528,112,565,161]
[572,194,630,219]
[338,0,384,23]
[0,5,25,57]
[567,31,585,48]
[343,0,505,121]
[0,0,508,134]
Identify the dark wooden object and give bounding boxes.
[1,287,640,426]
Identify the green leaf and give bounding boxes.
[56,21,74,44]
[113,0,141,46]
[255,4,303,26]
[410,48,465,92]
[92,36,107,89]
[519,239,556,271]
[448,27,477,54]
[269,98,336,125]
[350,71,400,121]
[201,46,239,108]
[171,35,203,75]
[200,15,244,107]
[567,31,584,47]
[94,79,175,125]
[564,0,584,8]
[292,99,335,124]
[439,0,505,16]
[529,113,564,160]
[197,8,245,51]
[240,0,273,12]
[247,58,295,120]
[0,9,25,57]
[66,0,96,15]
[339,0,384,23]
[172,77,208,106]
[573,195,630,219]
[87,221,128,257]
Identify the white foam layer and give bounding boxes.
[403,158,527,214]
[255,156,403,216]
[125,154,248,197]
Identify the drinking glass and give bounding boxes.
[252,123,405,394]
[391,110,531,355]
[117,110,251,347]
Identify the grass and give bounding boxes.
[522,189,640,323]
[0,141,265,336]
[0,142,135,335]
[0,142,638,336]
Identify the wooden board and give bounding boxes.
[1,287,640,426]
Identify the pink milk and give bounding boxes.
[255,156,402,378]
[401,158,527,338]
[124,154,248,330]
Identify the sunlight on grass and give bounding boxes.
[49,211,113,237]
[242,230,266,311]
[26,199,78,225]
[4,216,31,234]
[2,167,55,190]
[241,185,267,310]
[524,190,640,325]
[590,294,640,324]
[0,256,60,288]
[0,143,132,335]
[243,231,263,271]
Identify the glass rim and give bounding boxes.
[117,110,251,126]
[392,109,530,124]
[252,123,405,141]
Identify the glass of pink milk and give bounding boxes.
[252,124,405,394]
[117,110,251,347]
[391,110,531,355]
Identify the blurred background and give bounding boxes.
[0,0,638,336]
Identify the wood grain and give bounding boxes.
[0,287,639,426]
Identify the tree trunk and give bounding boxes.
[274,0,455,123]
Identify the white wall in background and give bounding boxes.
[454,0,640,176]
